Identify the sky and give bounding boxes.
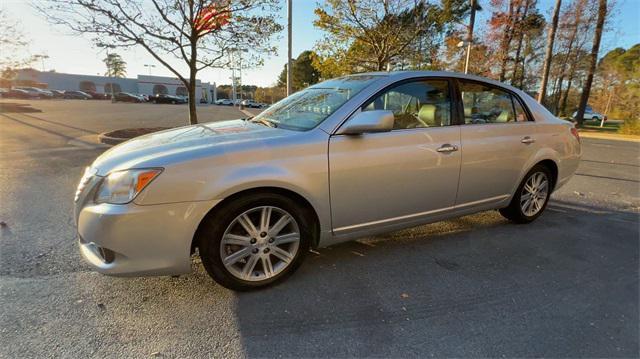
[3,0,639,87]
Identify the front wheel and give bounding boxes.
[197,193,311,291]
[499,165,552,224]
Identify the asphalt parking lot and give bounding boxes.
[1,99,638,358]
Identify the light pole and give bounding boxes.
[463,0,477,74]
[286,0,292,96]
[144,64,156,75]
[97,43,117,102]
[229,48,247,106]
[33,55,49,72]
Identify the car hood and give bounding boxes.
[92,119,295,175]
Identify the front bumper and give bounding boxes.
[77,200,219,276]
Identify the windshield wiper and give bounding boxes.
[249,118,277,128]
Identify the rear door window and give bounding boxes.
[459,81,529,124]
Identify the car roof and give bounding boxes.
[347,70,530,95]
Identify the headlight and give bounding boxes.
[95,168,162,204]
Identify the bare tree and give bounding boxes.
[575,0,606,126]
[36,0,282,125]
[537,0,561,103]
[0,8,35,71]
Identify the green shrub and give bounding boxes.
[618,119,640,136]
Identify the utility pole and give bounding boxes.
[464,0,477,74]
[286,0,292,96]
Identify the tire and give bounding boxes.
[197,193,312,291]
[499,164,553,224]
[591,116,599,122]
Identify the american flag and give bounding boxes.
[195,2,230,34]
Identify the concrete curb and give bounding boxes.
[97,127,170,146]
[67,134,112,149]
[579,131,640,143]
[98,133,127,146]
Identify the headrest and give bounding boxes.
[419,104,439,127]
[496,110,511,122]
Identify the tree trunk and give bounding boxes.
[188,74,198,125]
[575,0,606,127]
[537,0,562,103]
[552,73,564,114]
[511,0,530,86]
[499,0,518,82]
[188,36,198,125]
[560,62,577,115]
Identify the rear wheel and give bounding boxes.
[198,193,311,291]
[499,164,552,224]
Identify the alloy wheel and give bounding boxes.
[520,172,549,217]
[220,206,300,281]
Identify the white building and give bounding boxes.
[15,69,216,103]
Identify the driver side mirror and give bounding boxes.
[337,110,394,135]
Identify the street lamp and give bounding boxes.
[96,43,117,103]
[33,54,49,72]
[229,48,248,106]
[144,64,156,75]
[457,40,474,74]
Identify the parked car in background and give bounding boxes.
[241,99,264,108]
[64,90,92,100]
[14,87,53,99]
[153,94,187,104]
[215,99,234,106]
[114,92,144,103]
[85,91,109,100]
[74,71,581,291]
[51,90,66,98]
[3,89,35,99]
[573,106,605,121]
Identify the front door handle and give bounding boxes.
[521,136,536,144]
[437,144,459,153]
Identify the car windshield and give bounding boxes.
[250,74,383,131]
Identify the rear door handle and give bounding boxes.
[521,136,536,144]
[437,144,459,153]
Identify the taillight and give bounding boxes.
[570,127,580,143]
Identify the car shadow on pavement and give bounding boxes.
[0,102,42,113]
[73,200,638,357]
[230,200,638,357]
[1,113,99,147]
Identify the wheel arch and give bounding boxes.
[191,186,321,253]
[536,159,559,191]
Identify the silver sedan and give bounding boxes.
[74,71,581,290]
